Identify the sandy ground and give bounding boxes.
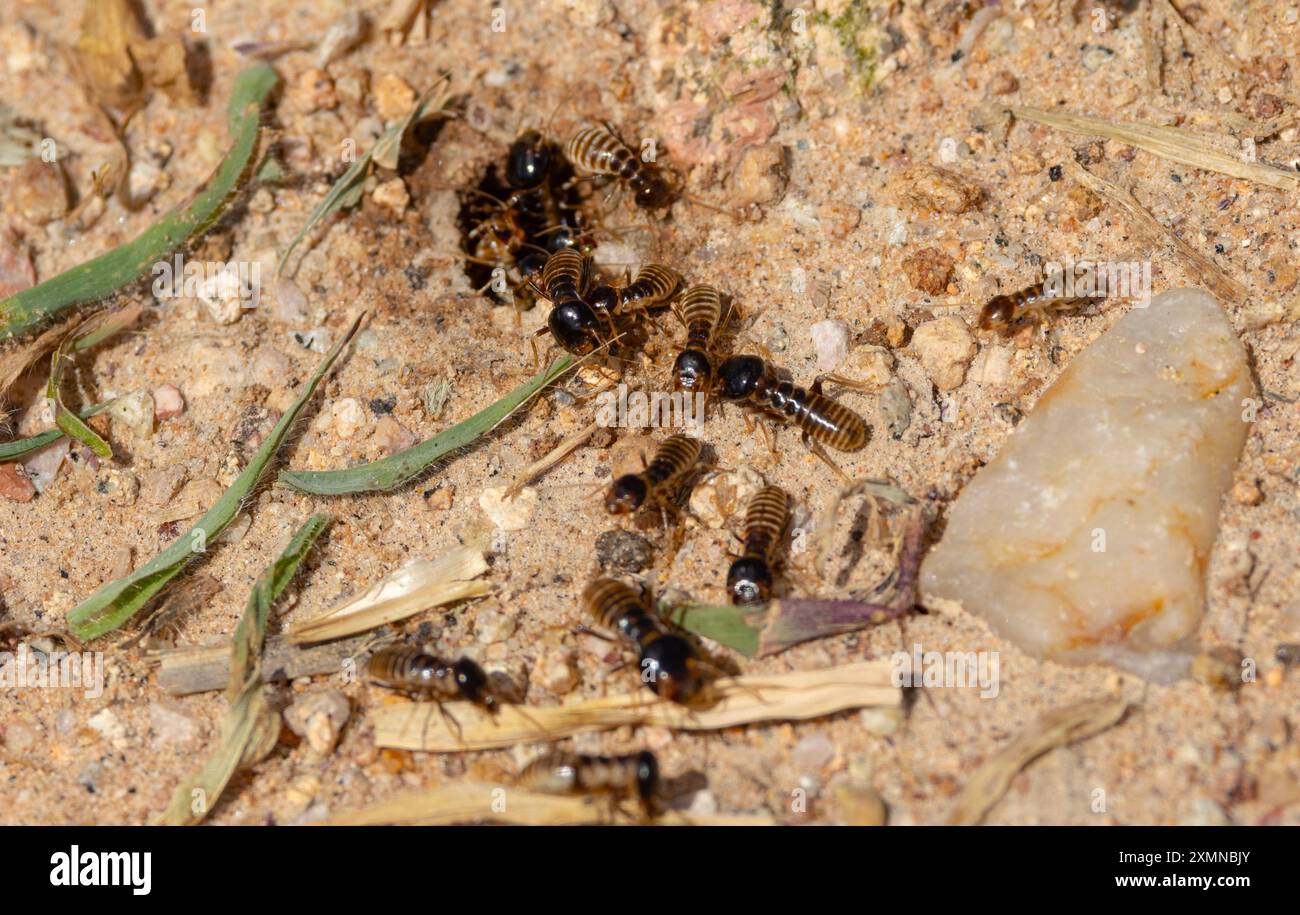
[0,0,1298,825]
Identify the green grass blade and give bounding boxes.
[67,315,363,641]
[664,602,764,657]
[0,400,112,461]
[277,81,446,278]
[278,355,574,495]
[0,64,279,339]
[46,308,140,458]
[157,513,330,826]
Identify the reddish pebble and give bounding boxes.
[154,384,185,421]
[0,463,36,502]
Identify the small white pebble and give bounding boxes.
[810,319,851,371]
[478,485,538,531]
[331,398,365,439]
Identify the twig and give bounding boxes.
[154,633,371,695]
[373,661,899,751]
[1064,160,1248,306]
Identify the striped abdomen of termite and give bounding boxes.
[366,646,494,709]
[605,434,702,514]
[726,485,790,604]
[517,750,659,803]
[565,123,679,209]
[672,284,724,393]
[588,264,681,317]
[716,355,869,452]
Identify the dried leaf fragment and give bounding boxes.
[946,697,1129,825]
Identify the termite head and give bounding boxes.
[517,251,548,283]
[453,658,496,711]
[726,556,773,605]
[717,354,765,401]
[641,635,705,705]
[631,171,679,210]
[606,473,648,513]
[506,130,552,190]
[634,750,660,800]
[672,348,714,393]
[979,296,1015,330]
[548,299,600,355]
[587,283,621,315]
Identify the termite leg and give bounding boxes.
[801,430,851,484]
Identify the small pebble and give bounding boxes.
[689,465,765,529]
[535,647,579,694]
[901,246,955,295]
[986,70,1019,95]
[792,733,836,771]
[148,702,198,746]
[289,67,337,113]
[372,178,410,215]
[283,690,351,755]
[253,347,293,388]
[374,73,417,121]
[87,708,128,747]
[810,319,851,371]
[94,468,139,507]
[839,345,895,390]
[422,378,453,418]
[21,439,67,493]
[373,416,417,454]
[108,390,155,439]
[478,485,538,531]
[0,462,35,502]
[594,529,654,573]
[153,384,185,422]
[12,158,68,225]
[474,608,517,644]
[331,398,365,439]
[891,163,982,214]
[910,317,976,390]
[424,484,454,511]
[729,143,789,206]
[829,782,887,826]
[270,279,309,325]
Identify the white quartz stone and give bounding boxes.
[921,289,1253,681]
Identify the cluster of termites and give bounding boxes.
[379,117,1074,817]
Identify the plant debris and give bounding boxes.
[946,697,1130,826]
[372,661,899,752]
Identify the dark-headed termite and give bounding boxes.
[716,354,870,453]
[534,248,604,355]
[367,646,496,708]
[517,750,660,816]
[565,123,680,210]
[978,281,1105,338]
[582,577,709,706]
[727,485,790,604]
[672,284,724,393]
[606,433,702,515]
[587,264,681,318]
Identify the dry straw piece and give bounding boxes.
[324,782,778,826]
[288,544,490,644]
[1064,160,1248,306]
[946,696,1130,826]
[373,661,899,751]
[1008,105,1300,192]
